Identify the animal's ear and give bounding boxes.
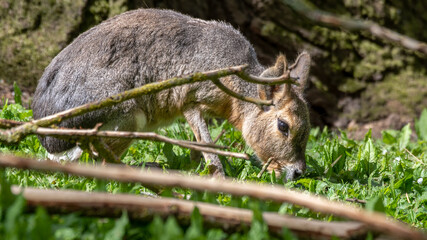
[290,51,311,92]
[257,54,287,102]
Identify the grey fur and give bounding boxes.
[32,9,311,179]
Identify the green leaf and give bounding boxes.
[105,211,129,240]
[366,195,385,213]
[206,229,227,240]
[13,82,22,106]
[416,109,427,141]
[0,169,16,210]
[5,195,26,240]
[362,139,376,163]
[282,227,298,240]
[364,129,372,142]
[185,207,204,239]
[382,130,397,144]
[149,216,164,239]
[248,201,268,239]
[398,124,411,150]
[30,207,53,240]
[164,216,184,239]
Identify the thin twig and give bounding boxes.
[0,154,424,240]
[212,78,273,106]
[90,138,121,163]
[236,71,299,85]
[0,119,23,129]
[11,186,369,239]
[346,198,367,204]
[323,155,342,175]
[213,129,226,144]
[404,148,426,166]
[283,0,427,55]
[257,157,275,178]
[35,128,248,160]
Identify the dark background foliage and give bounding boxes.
[1,0,426,135]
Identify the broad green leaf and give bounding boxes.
[30,207,53,240]
[282,227,298,240]
[164,216,184,239]
[206,229,227,240]
[13,82,22,106]
[364,129,372,142]
[366,195,385,213]
[185,207,203,239]
[362,138,376,163]
[149,216,164,239]
[382,130,397,145]
[5,195,26,240]
[398,124,411,150]
[0,169,15,210]
[105,211,129,240]
[416,109,427,141]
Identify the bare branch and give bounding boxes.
[1,154,425,240]
[35,128,248,160]
[213,129,226,144]
[346,198,367,204]
[405,148,426,166]
[90,138,121,163]
[236,71,299,86]
[12,186,369,239]
[212,78,273,106]
[0,65,248,143]
[0,119,23,129]
[257,157,275,178]
[283,0,427,55]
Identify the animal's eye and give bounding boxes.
[277,119,289,137]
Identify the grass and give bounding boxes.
[0,97,426,239]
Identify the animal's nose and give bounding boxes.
[293,168,303,179]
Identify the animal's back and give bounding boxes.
[32,8,262,153]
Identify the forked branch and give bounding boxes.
[212,78,273,106]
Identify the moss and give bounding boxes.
[359,68,427,121]
[0,0,128,90]
[260,21,304,47]
[0,0,86,89]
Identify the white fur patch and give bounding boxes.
[47,146,83,162]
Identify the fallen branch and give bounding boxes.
[35,128,248,159]
[283,0,427,55]
[1,154,425,240]
[11,186,369,239]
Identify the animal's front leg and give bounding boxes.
[183,108,225,177]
